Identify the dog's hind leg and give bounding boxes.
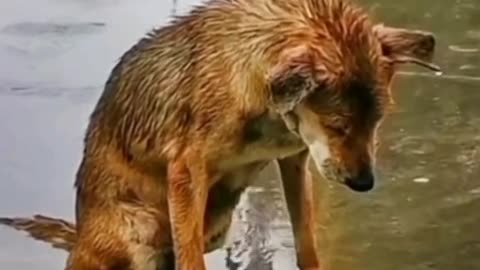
[65,203,163,270]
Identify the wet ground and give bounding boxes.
[0,0,479,269]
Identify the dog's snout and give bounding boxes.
[345,167,375,192]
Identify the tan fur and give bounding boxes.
[0,0,439,269]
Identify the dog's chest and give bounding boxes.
[221,161,270,191]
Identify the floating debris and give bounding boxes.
[459,64,477,70]
[469,188,480,195]
[413,177,430,183]
[448,45,479,53]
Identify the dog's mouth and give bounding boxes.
[344,175,375,192]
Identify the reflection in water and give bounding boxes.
[0,0,479,269]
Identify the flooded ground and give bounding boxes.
[0,0,479,269]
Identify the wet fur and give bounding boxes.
[0,0,438,269]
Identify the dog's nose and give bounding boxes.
[345,167,375,192]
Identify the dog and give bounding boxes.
[0,0,439,269]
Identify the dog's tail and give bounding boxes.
[0,215,76,251]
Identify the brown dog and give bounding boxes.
[0,0,439,269]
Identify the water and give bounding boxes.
[0,0,478,269]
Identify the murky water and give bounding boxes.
[0,0,479,269]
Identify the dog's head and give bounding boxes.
[268,4,439,192]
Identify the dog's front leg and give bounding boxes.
[278,151,321,270]
[167,155,209,270]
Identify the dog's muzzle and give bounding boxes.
[321,159,375,192]
[344,166,375,192]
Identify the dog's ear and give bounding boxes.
[269,48,320,114]
[373,24,441,72]
[270,67,318,114]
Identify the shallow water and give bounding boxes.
[0,0,478,269]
